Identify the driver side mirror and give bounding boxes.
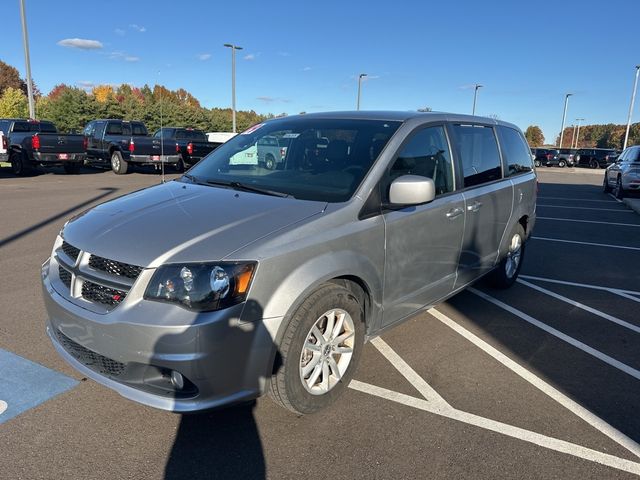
[389,175,436,206]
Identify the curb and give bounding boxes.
[623,198,640,215]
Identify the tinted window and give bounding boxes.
[0,120,9,134]
[498,126,534,176]
[39,122,57,133]
[154,128,174,138]
[12,121,30,132]
[452,125,502,187]
[629,147,640,163]
[131,123,147,136]
[187,118,401,202]
[83,122,94,136]
[389,125,454,195]
[106,123,123,135]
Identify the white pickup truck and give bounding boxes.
[0,130,7,163]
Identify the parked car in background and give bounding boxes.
[153,127,220,171]
[531,148,562,167]
[83,119,178,174]
[1,118,86,175]
[603,145,640,198]
[557,148,577,167]
[43,111,537,415]
[256,135,291,169]
[0,129,7,164]
[575,148,619,169]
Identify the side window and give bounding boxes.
[389,125,454,195]
[498,126,534,176]
[452,124,502,188]
[0,120,9,134]
[106,122,122,135]
[83,122,94,136]
[629,147,640,162]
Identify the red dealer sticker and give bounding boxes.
[240,123,265,135]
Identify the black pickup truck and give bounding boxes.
[153,127,220,170]
[83,119,179,174]
[1,118,86,175]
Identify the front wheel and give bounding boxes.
[603,175,612,193]
[558,160,566,168]
[614,176,625,199]
[488,224,525,289]
[111,151,128,174]
[589,159,599,169]
[269,283,364,414]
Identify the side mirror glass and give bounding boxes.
[389,175,436,206]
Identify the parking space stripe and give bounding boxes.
[516,279,640,334]
[370,337,449,408]
[530,236,640,251]
[469,288,640,381]
[537,204,632,212]
[429,307,640,458]
[537,217,640,227]
[519,275,640,301]
[608,194,624,203]
[349,380,640,475]
[538,196,617,203]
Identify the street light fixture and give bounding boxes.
[223,43,243,133]
[558,93,573,148]
[19,0,35,119]
[472,84,483,115]
[623,65,640,150]
[574,118,585,149]
[357,73,367,110]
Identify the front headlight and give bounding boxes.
[144,262,256,312]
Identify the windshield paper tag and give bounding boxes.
[241,123,265,135]
[282,133,300,138]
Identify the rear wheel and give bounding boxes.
[111,151,128,174]
[265,154,276,170]
[10,151,33,176]
[63,162,81,174]
[614,176,625,199]
[174,156,186,173]
[534,160,541,168]
[589,159,599,169]
[558,160,566,168]
[488,224,525,289]
[269,283,364,414]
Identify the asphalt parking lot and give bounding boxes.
[1,165,639,479]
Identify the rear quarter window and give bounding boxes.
[497,126,534,176]
[452,124,502,187]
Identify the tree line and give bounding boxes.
[525,122,640,150]
[0,59,272,133]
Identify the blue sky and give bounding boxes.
[2,0,639,142]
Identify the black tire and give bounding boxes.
[269,283,365,415]
[614,176,625,199]
[534,160,541,168]
[488,224,526,289]
[63,162,81,174]
[111,150,128,174]
[265,154,276,170]
[558,160,566,168]
[174,156,186,173]
[589,159,598,169]
[10,151,33,176]
[602,175,612,193]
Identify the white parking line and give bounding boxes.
[350,381,640,475]
[429,307,640,458]
[519,275,640,302]
[537,204,632,212]
[469,288,640,381]
[537,217,640,227]
[538,196,617,203]
[608,194,624,203]
[530,236,640,251]
[370,337,449,408]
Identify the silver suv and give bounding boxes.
[603,145,640,198]
[42,112,537,414]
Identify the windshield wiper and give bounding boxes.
[204,179,293,198]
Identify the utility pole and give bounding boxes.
[19,0,35,118]
[472,84,483,115]
[574,118,584,149]
[224,43,243,133]
[357,73,367,110]
[623,65,640,150]
[558,93,572,148]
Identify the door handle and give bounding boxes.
[446,207,464,219]
[467,201,482,213]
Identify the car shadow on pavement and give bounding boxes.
[161,300,280,480]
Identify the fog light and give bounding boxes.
[170,371,184,390]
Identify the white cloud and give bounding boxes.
[115,28,125,36]
[57,38,103,50]
[124,56,140,62]
[76,80,96,91]
[278,51,291,57]
[109,51,140,62]
[256,96,291,104]
[129,24,146,32]
[197,53,212,61]
[302,66,312,71]
[244,54,256,61]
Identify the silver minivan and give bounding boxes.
[42,112,537,414]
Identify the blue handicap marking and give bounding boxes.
[0,348,78,424]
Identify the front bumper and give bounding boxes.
[42,261,281,412]
[130,154,180,165]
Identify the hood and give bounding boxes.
[62,180,326,267]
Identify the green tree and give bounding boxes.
[0,87,28,118]
[524,125,544,146]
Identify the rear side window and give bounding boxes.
[131,123,147,136]
[452,125,502,187]
[106,122,123,135]
[39,122,57,133]
[389,125,454,195]
[498,126,534,176]
[13,122,30,132]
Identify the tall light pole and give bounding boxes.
[570,124,576,149]
[558,93,573,148]
[223,43,243,133]
[623,65,640,150]
[574,118,584,149]
[356,73,367,110]
[472,84,483,115]
[19,0,35,119]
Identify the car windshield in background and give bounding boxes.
[185,118,401,202]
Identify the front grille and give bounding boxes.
[89,254,143,280]
[81,280,127,307]
[58,266,72,288]
[61,241,80,262]
[55,329,126,377]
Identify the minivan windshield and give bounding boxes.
[185,118,401,202]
